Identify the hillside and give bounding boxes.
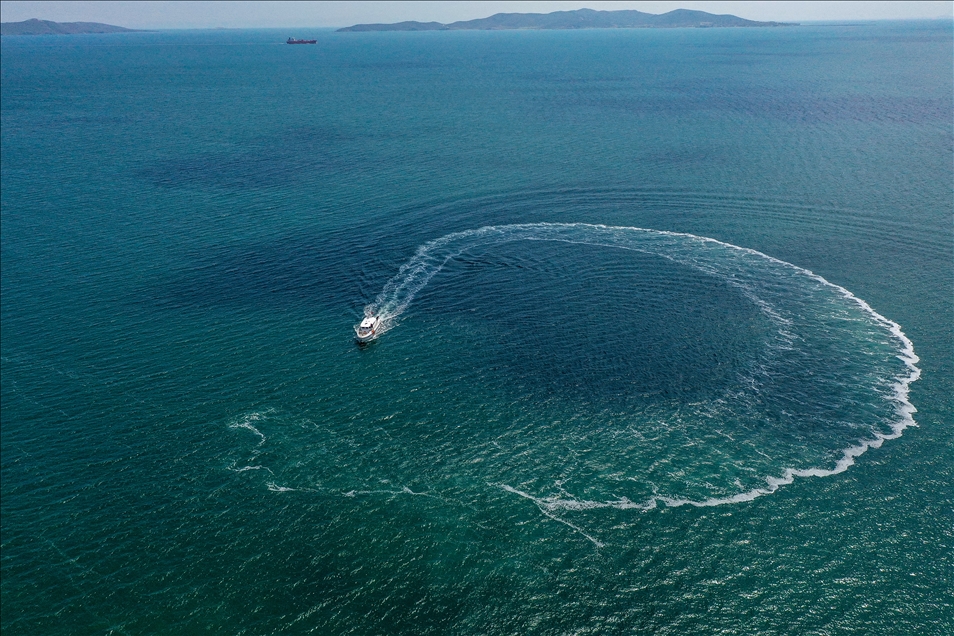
[338,8,793,32]
[1,19,138,35]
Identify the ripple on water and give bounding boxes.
[231,223,919,544]
[360,224,919,506]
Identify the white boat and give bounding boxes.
[355,315,381,342]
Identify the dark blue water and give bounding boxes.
[2,23,951,634]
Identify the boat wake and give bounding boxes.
[361,223,920,512]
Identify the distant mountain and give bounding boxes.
[338,8,794,32]
[340,21,447,32]
[1,18,139,35]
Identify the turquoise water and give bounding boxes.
[2,23,951,634]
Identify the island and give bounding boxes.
[1,18,139,35]
[338,8,795,32]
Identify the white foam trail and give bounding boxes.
[366,223,921,509]
[500,484,657,513]
[229,465,274,474]
[498,484,607,547]
[227,411,279,477]
[228,411,272,446]
[342,486,441,500]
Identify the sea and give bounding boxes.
[1,21,951,635]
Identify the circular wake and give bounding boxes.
[360,223,920,508]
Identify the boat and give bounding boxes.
[355,315,381,342]
[286,37,317,44]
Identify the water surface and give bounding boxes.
[2,22,951,635]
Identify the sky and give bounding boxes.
[1,1,951,29]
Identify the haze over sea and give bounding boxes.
[1,20,951,635]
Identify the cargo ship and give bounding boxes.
[287,37,317,44]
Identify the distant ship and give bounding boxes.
[286,37,317,44]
